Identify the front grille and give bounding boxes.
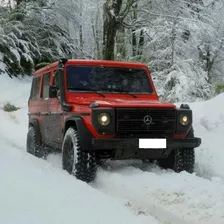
[116,108,176,135]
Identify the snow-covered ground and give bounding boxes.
[1,74,224,224]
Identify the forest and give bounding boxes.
[0,0,224,102]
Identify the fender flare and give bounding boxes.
[64,117,93,151]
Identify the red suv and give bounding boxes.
[26,59,201,182]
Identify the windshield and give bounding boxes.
[66,65,153,94]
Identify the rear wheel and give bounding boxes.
[159,125,195,173]
[26,126,45,158]
[62,127,97,183]
[158,148,195,173]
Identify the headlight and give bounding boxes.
[98,113,110,126]
[179,114,190,126]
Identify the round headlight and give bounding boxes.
[179,114,190,126]
[98,113,110,126]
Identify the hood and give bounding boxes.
[68,96,176,108]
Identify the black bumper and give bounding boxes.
[92,137,201,150]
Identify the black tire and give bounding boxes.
[158,125,195,173]
[26,126,45,158]
[142,159,154,164]
[96,158,107,166]
[158,148,195,173]
[62,127,97,183]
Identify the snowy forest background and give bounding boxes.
[0,0,224,103]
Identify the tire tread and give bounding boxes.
[62,127,96,183]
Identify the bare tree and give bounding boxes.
[102,0,134,60]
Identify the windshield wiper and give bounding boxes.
[68,87,105,97]
[121,92,137,98]
[68,87,138,98]
[106,89,137,98]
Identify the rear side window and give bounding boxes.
[41,72,51,99]
[53,70,59,88]
[30,76,41,100]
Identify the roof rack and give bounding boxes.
[35,62,51,70]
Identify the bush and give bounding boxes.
[215,84,224,95]
[3,102,20,112]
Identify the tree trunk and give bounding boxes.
[15,0,22,7]
[137,29,144,57]
[132,2,137,57]
[102,0,134,60]
[132,29,137,57]
[92,14,101,59]
[103,25,118,60]
[116,25,126,60]
[79,23,83,50]
[79,1,83,50]
[103,0,122,60]
[171,19,177,66]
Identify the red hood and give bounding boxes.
[68,96,176,108]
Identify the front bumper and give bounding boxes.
[92,137,201,150]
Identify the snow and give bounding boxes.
[0,74,31,149]
[1,140,160,224]
[202,0,215,6]
[1,74,224,224]
[10,46,21,63]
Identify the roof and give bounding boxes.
[34,59,148,76]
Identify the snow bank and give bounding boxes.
[0,74,31,149]
[0,139,160,224]
[186,94,224,180]
[95,165,224,224]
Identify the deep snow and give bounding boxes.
[1,74,224,224]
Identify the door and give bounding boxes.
[47,69,63,149]
[39,72,52,145]
[28,75,41,129]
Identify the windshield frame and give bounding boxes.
[64,64,155,95]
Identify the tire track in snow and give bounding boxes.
[91,161,224,224]
[0,136,24,151]
[2,139,197,224]
[13,150,224,224]
[92,165,195,224]
[45,156,203,224]
[6,148,224,224]
[45,155,179,224]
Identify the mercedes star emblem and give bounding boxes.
[143,115,152,125]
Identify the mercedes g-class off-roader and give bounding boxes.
[26,59,201,183]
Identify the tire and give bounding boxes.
[142,159,154,163]
[26,126,45,158]
[158,148,195,173]
[96,158,107,166]
[62,127,97,183]
[158,125,195,173]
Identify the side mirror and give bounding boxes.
[49,85,58,98]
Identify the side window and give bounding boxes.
[30,76,41,100]
[41,72,51,99]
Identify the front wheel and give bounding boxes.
[62,127,97,183]
[158,148,195,173]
